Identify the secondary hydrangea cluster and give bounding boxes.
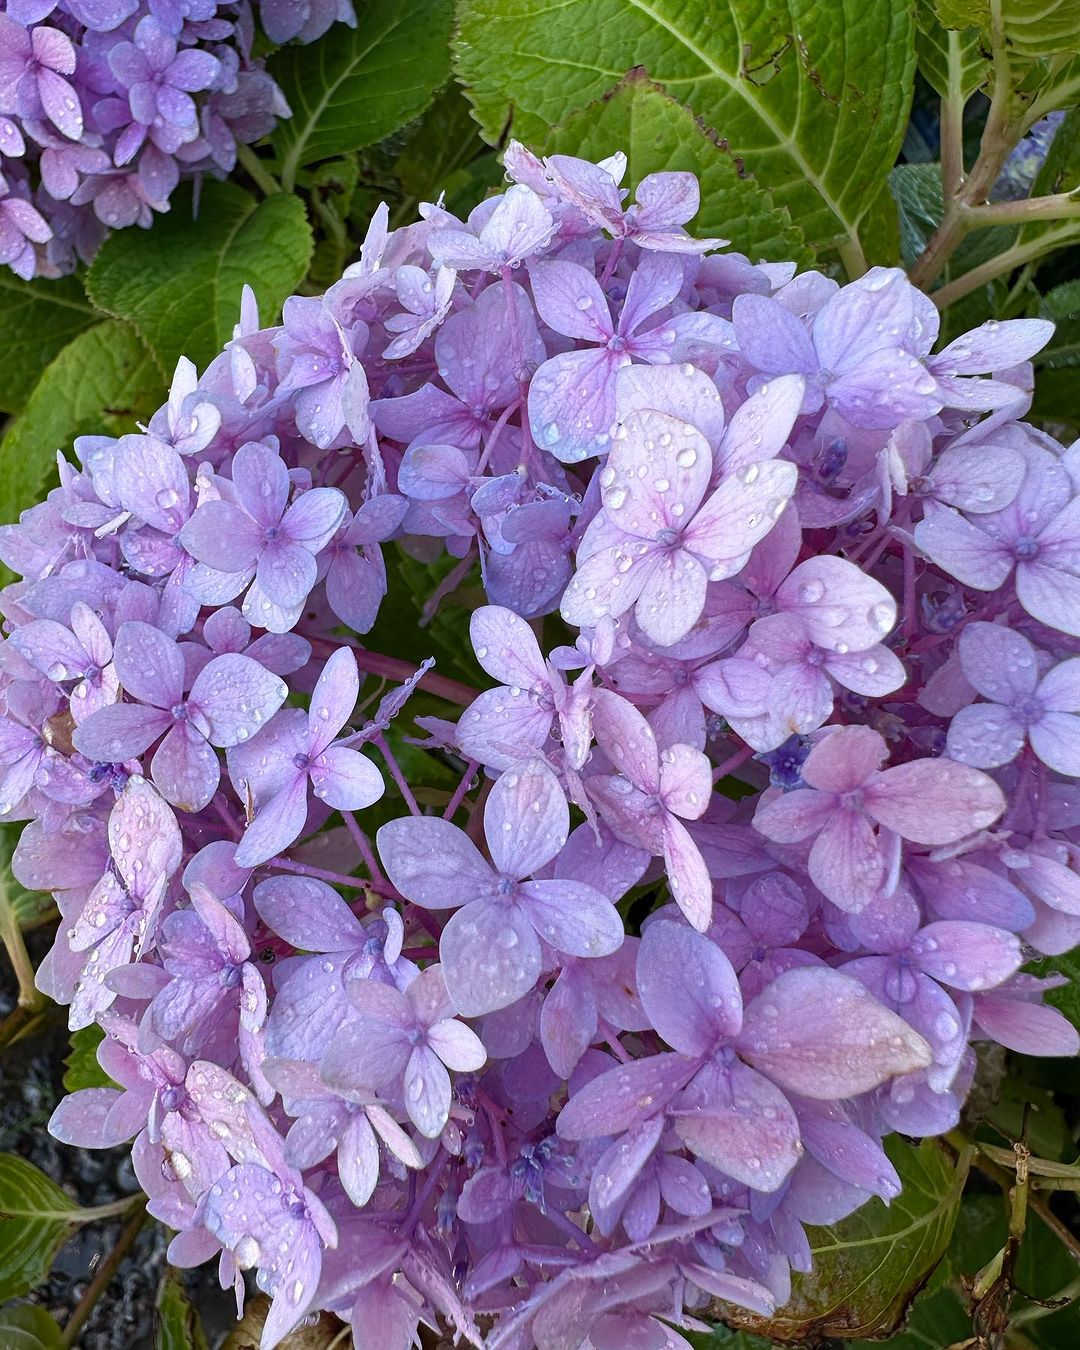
[0,0,354,277]
[2,146,1078,1349]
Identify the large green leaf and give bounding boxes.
[453,0,916,262]
[392,84,502,225]
[1030,948,1080,1029]
[914,1,987,100]
[269,0,453,187]
[0,274,97,417]
[0,1155,92,1301]
[0,321,163,537]
[86,182,312,374]
[0,1304,63,1350]
[539,73,811,264]
[156,1269,208,1350]
[724,1139,971,1341]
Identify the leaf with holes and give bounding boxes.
[86,182,312,374]
[540,72,810,264]
[721,1139,971,1341]
[453,0,916,263]
[0,274,97,417]
[270,0,453,189]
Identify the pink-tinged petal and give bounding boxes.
[37,67,83,139]
[484,758,568,877]
[615,362,726,448]
[189,653,288,748]
[438,898,542,1017]
[907,856,1035,930]
[634,548,708,647]
[946,703,1025,769]
[1016,560,1080,638]
[662,815,713,932]
[732,294,817,377]
[830,347,941,427]
[766,661,833,738]
[957,623,1039,702]
[973,993,1080,1057]
[865,758,1005,844]
[377,816,494,909]
[469,605,547,688]
[909,920,1021,991]
[1029,711,1080,776]
[528,259,613,343]
[113,620,184,707]
[590,1115,664,1236]
[717,373,805,472]
[72,702,171,762]
[49,1088,130,1147]
[367,1103,423,1170]
[681,1268,776,1319]
[541,967,598,1078]
[737,966,932,1098]
[179,499,262,573]
[560,541,657,632]
[337,1111,379,1207]
[696,656,772,720]
[528,347,621,464]
[455,684,554,771]
[603,410,711,537]
[282,487,347,550]
[913,503,1013,590]
[752,787,835,843]
[310,745,383,811]
[804,725,887,792]
[825,643,906,697]
[591,688,660,790]
[151,721,219,812]
[556,1053,697,1141]
[234,773,308,867]
[674,1059,801,1192]
[932,318,1053,374]
[683,459,797,571]
[796,1099,900,1198]
[658,743,711,820]
[253,875,365,951]
[637,920,741,1053]
[308,647,359,747]
[808,804,884,912]
[517,878,623,957]
[426,1018,487,1072]
[11,619,88,681]
[930,442,1025,513]
[776,556,897,653]
[256,539,317,609]
[1038,656,1080,712]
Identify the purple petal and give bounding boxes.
[637,920,741,1054]
[73,702,171,762]
[113,620,184,707]
[865,758,1005,844]
[484,759,567,878]
[438,898,542,1017]
[377,816,494,909]
[151,720,219,811]
[517,878,623,957]
[253,875,366,951]
[556,1054,696,1140]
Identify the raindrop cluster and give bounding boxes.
[1,146,1077,1349]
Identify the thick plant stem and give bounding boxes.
[940,32,968,200]
[909,0,1021,292]
[931,224,1079,308]
[236,142,283,197]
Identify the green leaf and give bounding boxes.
[724,1139,971,1341]
[269,0,453,187]
[539,72,811,265]
[0,321,163,536]
[0,1304,64,1350]
[1029,948,1080,1029]
[391,84,501,225]
[453,0,916,262]
[86,182,312,374]
[0,1154,92,1301]
[889,162,1017,274]
[0,274,97,417]
[63,1025,117,1094]
[1001,0,1080,58]
[914,1,987,100]
[156,1269,208,1350]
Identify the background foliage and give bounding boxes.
[0,0,1078,1346]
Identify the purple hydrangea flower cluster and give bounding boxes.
[0,0,354,278]
[2,145,1078,1349]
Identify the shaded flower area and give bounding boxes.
[1,147,1077,1350]
[0,0,354,277]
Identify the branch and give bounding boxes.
[930,222,1080,307]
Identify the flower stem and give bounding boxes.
[236,143,283,197]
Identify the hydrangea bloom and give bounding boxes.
[0,148,1076,1349]
[0,1,355,277]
